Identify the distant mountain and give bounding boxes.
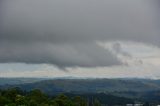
[0,77,45,85]
[1,78,160,95]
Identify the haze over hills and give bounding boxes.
[0,78,46,85]
[1,78,160,100]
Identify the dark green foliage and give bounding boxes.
[93,99,101,106]
[27,89,48,104]
[51,94,74,106]
[1,88,159,106]
[73,96,87,106]
[0,95,11,106]
[0,88,89,106]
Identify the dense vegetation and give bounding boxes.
[0,87,136,106]
[0,87,102,106]
[0,88,133,106]
[1,88,160,106]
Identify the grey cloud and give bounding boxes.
[2,0,160,44]
[0,42,121,67]
[0,0,160,67]
[112,43,131,57]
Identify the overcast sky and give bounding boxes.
[0,0,160,78]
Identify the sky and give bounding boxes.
[0,0,160,79]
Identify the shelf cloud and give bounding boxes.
[0,0,160,68]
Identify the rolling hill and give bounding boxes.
[1,78,160,96]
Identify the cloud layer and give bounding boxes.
[0,0,160,67]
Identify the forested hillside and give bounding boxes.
[0,88,134,106]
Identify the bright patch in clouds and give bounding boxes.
[98,41,160,66]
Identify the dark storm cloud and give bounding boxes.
[0,0,159,67]
[0,42,121,67]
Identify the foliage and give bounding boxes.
[0,88,92,106]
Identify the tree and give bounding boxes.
[0,88,101,106]
[0,96,11,106]
[93,99,101,106]
[15,94,27,105]
[3,88,21,102]
[27,89,48,104]
[52,94,74,106]
[73,96,87,106]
